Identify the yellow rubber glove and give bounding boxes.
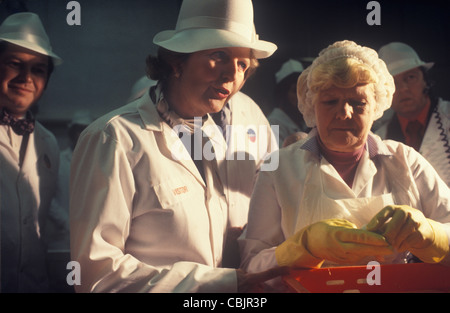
[366,205,450,263]
[275,219,393,268]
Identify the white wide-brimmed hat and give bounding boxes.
[275,59,304,84]
[69,109,94,127]
[153,0,277,59]
[0,12,62,65]
[378,42,433,76]
[128,76,157,102]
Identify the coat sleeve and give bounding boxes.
[239,169,284,273]
[69,125,236,293]
[407,145,450,264]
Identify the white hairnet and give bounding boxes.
[297,40,395,127]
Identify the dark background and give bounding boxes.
[1,0,449,147]
[245,0,450,114]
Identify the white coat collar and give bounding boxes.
[136,84,164,132]
[300,128,393,159]
[299,128,393,197]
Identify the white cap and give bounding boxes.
[128,76,157,102]
[378,42,433,76]
[275,59,304,84]
[0,12,62,65]
[153,0,277,59]
[69,109,93,127]
[298,40,395,127]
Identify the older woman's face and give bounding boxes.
[168,47,251,118]
[315,84,376,152]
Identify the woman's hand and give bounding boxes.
[366,205,434,251]
[367,205,449,263]
[305,219,393,264]
[275,219,393,268]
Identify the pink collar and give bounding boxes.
[318,138,366,187]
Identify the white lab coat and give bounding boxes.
[240,130,450,290]
[69,88,277,293]
[0,122,59,292]
[376,98,450,185]
[267,107,301,147]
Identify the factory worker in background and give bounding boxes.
[240,40,450,291]
[376,42,450,185]
[46,109,93,292]
[70,0,283,293]
[267,59,310,147]
[47,109,93,252]
[127,75,157,102]
[0,12,62,292]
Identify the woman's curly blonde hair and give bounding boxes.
[297,40,395,128]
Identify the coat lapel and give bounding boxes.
[160,121,207,188]
[136,87,206,187]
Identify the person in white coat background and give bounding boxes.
[47,110,93,252]
[46,109,93,292]
[376,42,450,186]
[127,75,157,102]
[240,40,450,291]
[267,59,310,147]
[0,12,62,292]
[70,0,283,293]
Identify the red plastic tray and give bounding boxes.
[284,263,450,293]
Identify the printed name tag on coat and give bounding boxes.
[172,186,189,195]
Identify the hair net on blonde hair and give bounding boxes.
[297,40,395,127]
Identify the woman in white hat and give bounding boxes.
[0,12,62,292]
[267,59,310,147]
[240,40,450,291]
[70,0,284,293]
[375,42,450,186]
